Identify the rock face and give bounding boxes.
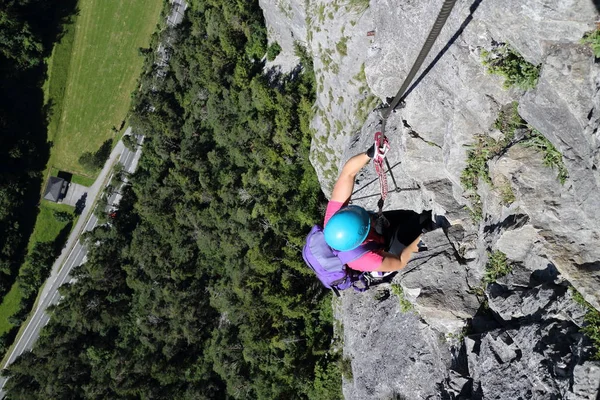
[336,289,451,399]
[259,0,600,398]
[259,0,306,73]
[465,262,596,399]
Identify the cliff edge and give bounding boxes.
[260,0,600,397]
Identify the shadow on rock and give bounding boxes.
[399,0,485,103]
[483,213,530,234]
[529,263,559,286]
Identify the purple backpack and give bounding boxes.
[302,225,382,296]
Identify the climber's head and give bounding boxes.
[324,205,371,251]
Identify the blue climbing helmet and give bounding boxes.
[324,205,371,251]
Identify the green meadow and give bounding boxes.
[45,0,163,178]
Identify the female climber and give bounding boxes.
[324,144,434,272]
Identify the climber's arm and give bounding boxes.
[330,152,371,203]
[375,236,421,272]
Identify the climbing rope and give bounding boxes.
[369,0,458,209]
[373,131,389,215]
[381,0,458,123]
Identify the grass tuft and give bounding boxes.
[494,101,525,142]
[339,356,353,379]
[520,131,569,184]
[390,284,413,312]
[498,181,516,206]
[336,37,348,57]
[483,250,512,285]
[353,63,367,84]
[581,30,600,58]
[460,134,498,222]
[346,0,370,13]
[317,3,326,23]
[461,134,496,191]
[570,287,600,360]
[481,44,541,89]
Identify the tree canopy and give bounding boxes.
[4,1,342,398]
[0,0,77,300]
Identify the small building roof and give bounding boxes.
[44,176,66,202]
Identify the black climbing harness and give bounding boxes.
[358,0,458,213]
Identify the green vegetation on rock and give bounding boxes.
[571,287,600,360]
[336,36,348,57]
[318,3,327,23]
[493,101,524,141]
[461,134,496,192]
[391,284,414,312]
[483,250,512,285]
[267,41,282,61]
[581,29,600,58]
[347,0,370,13]
[481,44,541,89]
[339,356,354,379]
[461,134,497,221]
[521,131,569,184]
[498,180,516,206]
[462,102,568,220]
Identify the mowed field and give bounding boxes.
[47,0,163,177]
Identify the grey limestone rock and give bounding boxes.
[259,0,306,73]
[398,228,480,333]
[518,42,600,309]
[476,0,598,65]
[569,362,600,400]
[490,143,600,310]
[465,322,587,399]
[462,253,597,399]
[260,0,600,398]
[338,286,451,400]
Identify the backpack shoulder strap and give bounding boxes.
[336,241,383,265]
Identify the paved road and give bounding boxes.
[167,0,187,27]
[0,130,143,396]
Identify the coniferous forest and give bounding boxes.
[3,0,341,399]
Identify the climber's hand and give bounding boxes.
[408,235,421,252]
[366,140,390,160]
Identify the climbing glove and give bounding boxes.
[366,140,390,160]
[366,144,376,159]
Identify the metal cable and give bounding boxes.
[352,0,458,203]
[382,0,458,121]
